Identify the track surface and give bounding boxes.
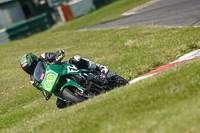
[83,0,200,29]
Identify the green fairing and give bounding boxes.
[60,80,84,94]
[41,69,59,93]
[38,62,83,93]
[61,63,82,76]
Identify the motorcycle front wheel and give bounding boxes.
[62,87,85,104]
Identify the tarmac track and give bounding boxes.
[83,0,200,29]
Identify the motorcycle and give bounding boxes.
[33,61,128,104]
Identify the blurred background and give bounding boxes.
[0,0,117,44]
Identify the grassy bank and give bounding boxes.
[0,26,200,132]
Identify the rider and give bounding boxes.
[20,50,109,109]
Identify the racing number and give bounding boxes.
[67,65,79,73]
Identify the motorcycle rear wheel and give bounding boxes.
[107,75,129,89]
[62,87,85,104]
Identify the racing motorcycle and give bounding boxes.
[33,61,128,104]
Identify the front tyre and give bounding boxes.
[62,87,85,104]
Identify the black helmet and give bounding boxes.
[20,53,38,75]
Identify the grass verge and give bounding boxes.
[0,26,200,132]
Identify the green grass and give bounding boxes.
[1,0,200,132]
[1,26,200,133]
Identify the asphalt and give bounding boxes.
[83,0,200,29]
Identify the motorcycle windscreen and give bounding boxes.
[34,61,46,83]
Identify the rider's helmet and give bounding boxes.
[20,53,38,75]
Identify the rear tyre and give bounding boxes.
[107,75,129,89]
[62,87,85,104]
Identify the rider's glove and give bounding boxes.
[42,90,52,101]
[101,66,109,75]
[97,64,109,76]
[55,50,65,62]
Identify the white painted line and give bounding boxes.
[170,49,200,64]
[129,73,156,84]
[0,28,6,33]
[122,0,161,16]
[129,49,200,84]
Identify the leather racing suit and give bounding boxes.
[30,50,109,109]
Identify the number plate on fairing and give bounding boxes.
[41,70,58,93]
